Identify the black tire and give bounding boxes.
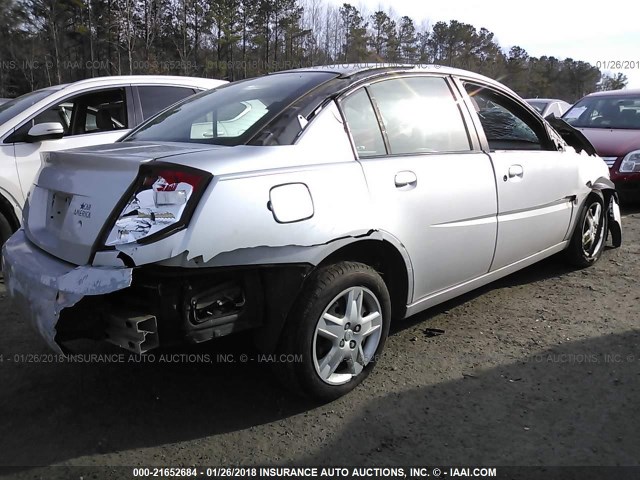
[566,192,608,268]
[0,213,11,247]
[0,213,13,276]
[277,261,391,401]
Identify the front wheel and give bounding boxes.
[566,193,608,267]
[278,261,391,401]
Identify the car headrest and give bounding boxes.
[96,106,114,131]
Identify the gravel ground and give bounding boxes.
[0,206,639,478]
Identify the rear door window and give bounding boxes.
[68,88,128,135]
[340,89,386,158]
[368,76,471,154]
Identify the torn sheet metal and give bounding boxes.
[608,193,623,247]
[154,229,416,304]
[545,116,598,156]
[2,230,132,353]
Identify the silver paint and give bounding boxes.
[2,66,621,353]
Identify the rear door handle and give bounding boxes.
[395,170,417,189]
[508,164,524,179]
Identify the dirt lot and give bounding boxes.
[0,206,639,478]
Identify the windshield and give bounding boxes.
[527,101,548,114]
[0,88,62,126]
[125,72,337,146]
[563,95,640,129]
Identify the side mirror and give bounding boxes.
[27,122,64,142]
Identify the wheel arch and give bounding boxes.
[252,234,413,354]
[589,177,622,247]
[591,176,616,197]
[0,190,20,232]
[316,236,412,323]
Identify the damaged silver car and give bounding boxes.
[3,65,622,400]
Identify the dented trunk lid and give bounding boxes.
[24,142,220,266]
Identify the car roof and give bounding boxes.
[276,63,509,92]
[60,75,225,90]
[23,76,224,103]
[584,89,640,98]
[525,98,568,103]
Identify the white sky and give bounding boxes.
[327,0,640,88]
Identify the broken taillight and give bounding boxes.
[104,163,212,246]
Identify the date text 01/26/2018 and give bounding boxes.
[596,60,640,70]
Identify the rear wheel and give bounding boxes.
[278,261,391,401]
[566,193,607,267]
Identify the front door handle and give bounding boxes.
[508,164,524,179]
[395,170,417,189]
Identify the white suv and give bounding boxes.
[0,76,226,245]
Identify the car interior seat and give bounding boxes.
[594,103,621,126]
[96,106,115,131]
[619,109,640,128]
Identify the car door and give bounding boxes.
[9,87,133,198]
[340,75,498,302]
[459,81,575,271]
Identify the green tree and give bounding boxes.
[339,3,367,63]
[368,10,399,61]
[599,72,628,91]
[397,16,417,63]
[0,0,614,101]
[505,45,529,95]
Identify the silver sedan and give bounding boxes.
[3,64,622,400]
[525,98,572,118]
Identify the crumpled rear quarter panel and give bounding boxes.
[179,162,373,264]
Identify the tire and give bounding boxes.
[566,192,608,268]
[0,213,13,277]
[0,213,11,246]
[277,261,391,401]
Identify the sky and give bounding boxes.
[327,0,640,88]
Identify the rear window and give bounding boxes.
[527,101,548,114]
[125,72,336,146]
[138,86,196,120]
[563,95,640,129]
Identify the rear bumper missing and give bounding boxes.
[2,230,133,353]
[3,230,310,354]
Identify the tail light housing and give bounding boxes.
[104,163,212,246]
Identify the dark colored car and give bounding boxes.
[563,89,640,197]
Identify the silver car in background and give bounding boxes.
[3,65,622,400]
[525,98,572,118]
